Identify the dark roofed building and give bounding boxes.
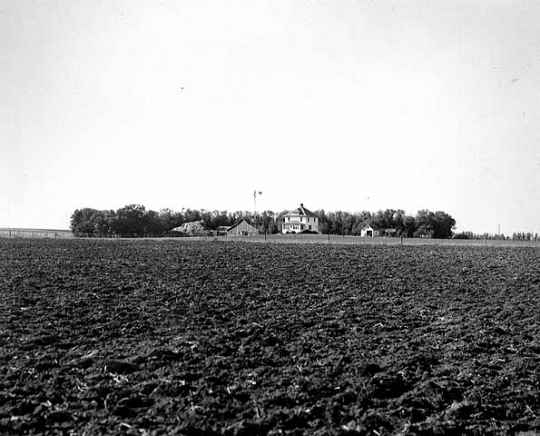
[227,219,259,236]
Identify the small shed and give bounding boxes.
[384,228,398,237]
[227,219,259,236]
[361,225,381,237]
[216,226,230,236]
[361,225,399,237]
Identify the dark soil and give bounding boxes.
[1,239,540,435]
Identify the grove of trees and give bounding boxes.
[453,230,540,241]
[71,205,457,239]
[314,209,455,238]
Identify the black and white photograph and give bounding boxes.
[2,0,540,434]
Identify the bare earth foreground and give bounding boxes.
[1,239,540,436]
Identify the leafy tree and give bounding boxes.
[144,210,163,236]
[315,210,330,234]
[390,210,407,236]
[453,231,473,240]
[213,210,233,229]
[329,212,343,235]
[201,210,214,230]
[259,210,280,234]
[432,211,456,239]
[414,210,435,238]
[183,209,202,223]
[372,209,393,229]
[350,211,371,235]
[402,215,417,238]
[93,209,114,237]
[412,210,455,239]
[342,213,356,235]
[513,232,534,241]
[159,208,183,233]
[71,208,99,237]
[114,204,147,237]
[70,209,84,236]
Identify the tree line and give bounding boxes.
[453,230,540,241]
[71,205,457,238]
[70,206,281,238]
[315,209,455,238]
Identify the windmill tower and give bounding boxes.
[254,190,262,228]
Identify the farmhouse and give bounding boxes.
[282,204,319,234]
[227,219,259,236]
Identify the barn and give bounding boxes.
[227,219,259,236]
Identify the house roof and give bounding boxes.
[283,203,317,218]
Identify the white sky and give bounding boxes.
[2,0,540,234]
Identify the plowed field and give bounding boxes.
[2,239,540,435]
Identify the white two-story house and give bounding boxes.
[282,204,319,234]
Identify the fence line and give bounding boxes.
[0,228,74,239]
[1,229,538,248]
[214,234,540,248]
